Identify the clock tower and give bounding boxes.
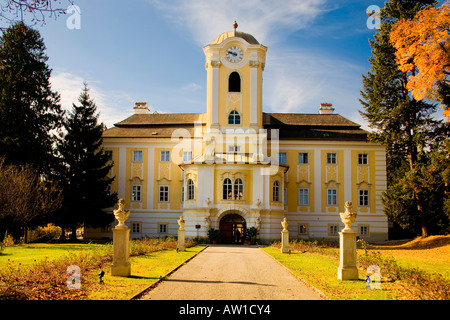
[203,22,267,131]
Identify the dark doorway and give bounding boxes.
[219,214,246,244]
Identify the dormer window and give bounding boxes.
[228,72,241,92]
[228,110,241,125]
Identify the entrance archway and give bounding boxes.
[219,214,246,244]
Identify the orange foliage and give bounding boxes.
[390,3,450,112]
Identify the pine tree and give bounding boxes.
[56,83,117,240]
[0,22,62,174]
[360,0,449,237]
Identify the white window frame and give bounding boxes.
[133,150,143,162]
[158,223,168,234]
[298,188,309,205]
[273,181,280,202]
[160,151,170,162]
[298,152,309,164]
[359,189,369,206]
[183,151,192,162]
[329,225,339,236]
[278,152,287,164]
[131,185,141,202]
[327,153,337,164]
[327,189,337,205]
[358,153,368,165]
[131,222,142,234]
[159,185,169,202]
[298,224,308,235]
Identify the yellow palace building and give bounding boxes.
[87,24,388,243]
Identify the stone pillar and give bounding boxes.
[281,217,290,254]
[338,201,359,280]
[111,199,131,277]
[178,216,186,251]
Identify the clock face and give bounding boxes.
[226,46,244,63]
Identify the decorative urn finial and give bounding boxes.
[178,215,185,231]
[114,199,130,229]
[340,201,357,232]
[281,217,288,232]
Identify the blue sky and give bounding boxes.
[0,0,422,129]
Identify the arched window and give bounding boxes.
[187,179,195,200]
[273,181,280,202]
[228,110,241,125]
[223,178,232,200]
[228,72,241,92]
[234,178,243,200]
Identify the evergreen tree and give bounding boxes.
[360,0,449,237]
[56,83,117,240]
[0,22,63,174]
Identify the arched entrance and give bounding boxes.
[219,214,246,244]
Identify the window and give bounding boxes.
[283,188,287,205]
[278,152,287,164]
[298,224,308,235]
[327,153,337,164]
[181,186,185,203]
[223,178,232,200]
[131,222,141,234]
[131,185,141,202]
[159,185,169,202]
[298,153,308,164]
[161,151,170,162]
[228,145,241,152]
[273,181,280,202]
[228,110,241,125]
[360,225,369,236]
[327,189,337,205]
[187,179,195,200]
[228,71,241,92]
[358,153,368,165]
[329,225,339,236]
[298,188,309,205]
[133,151,142,162]
[234,178,243,200]
[359,189,369,206]
[183,151,192,162]
[158,224,168,234]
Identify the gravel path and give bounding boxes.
[140,245,322,300]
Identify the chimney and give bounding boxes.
[318,103,334,115]
[134,102,149,114]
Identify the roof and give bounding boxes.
[102,112,368,141]
[211,31,260,45]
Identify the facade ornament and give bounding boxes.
[204,215,211,230]
[249,60,260,68]
[114,199,129,229]
[340,201,357,232]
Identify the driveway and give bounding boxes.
[140,245,322,300]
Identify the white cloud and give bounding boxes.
[148,0,326,46]
[50,71,134,128]
[182,82,202,92]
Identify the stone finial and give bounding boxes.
[233,20,238,31]
[178,215,185,231]
[281,217,289,232]
[340,201,357,232]
[114,199,129,229]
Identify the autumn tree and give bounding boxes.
[360,0,450,237]
[390,2,450,118]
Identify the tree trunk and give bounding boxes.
[70,225,77,241]
[415,193,429,237]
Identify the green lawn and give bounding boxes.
[0,242,109,266]
[262,247,401,300]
